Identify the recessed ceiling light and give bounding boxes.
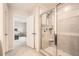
[64,6,71,12]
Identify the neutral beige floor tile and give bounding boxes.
[15,46,43,56]
[6,44,43,56]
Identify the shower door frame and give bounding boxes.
[40,8,58,56]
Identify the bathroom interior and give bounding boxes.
[40,3,79,56]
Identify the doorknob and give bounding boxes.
[55,34,57,46]
[5,34,8,36]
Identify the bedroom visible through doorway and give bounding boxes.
[13,15,27,49]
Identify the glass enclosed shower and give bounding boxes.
[40,3,79,56]
[40,9,56,56]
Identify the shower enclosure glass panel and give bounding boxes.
[41,9,56,56]
[57,3,79,56]
[40,3,79,56]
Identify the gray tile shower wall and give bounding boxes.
[58,34,79,56]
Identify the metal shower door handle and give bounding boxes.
[32,33,36,35]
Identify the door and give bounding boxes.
[27,15,35,48]
[3,5,9,53]
[41,9,56,56]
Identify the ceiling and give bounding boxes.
[8,3,57,15]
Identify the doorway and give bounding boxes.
[13,15,27,49]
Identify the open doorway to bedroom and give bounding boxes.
[13,15,27,49]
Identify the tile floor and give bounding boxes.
[6,37,43,56]
[6,45,43,56]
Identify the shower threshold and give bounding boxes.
[40,47,71,56]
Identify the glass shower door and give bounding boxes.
[57,3,79,56]
[41,9,57,56]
